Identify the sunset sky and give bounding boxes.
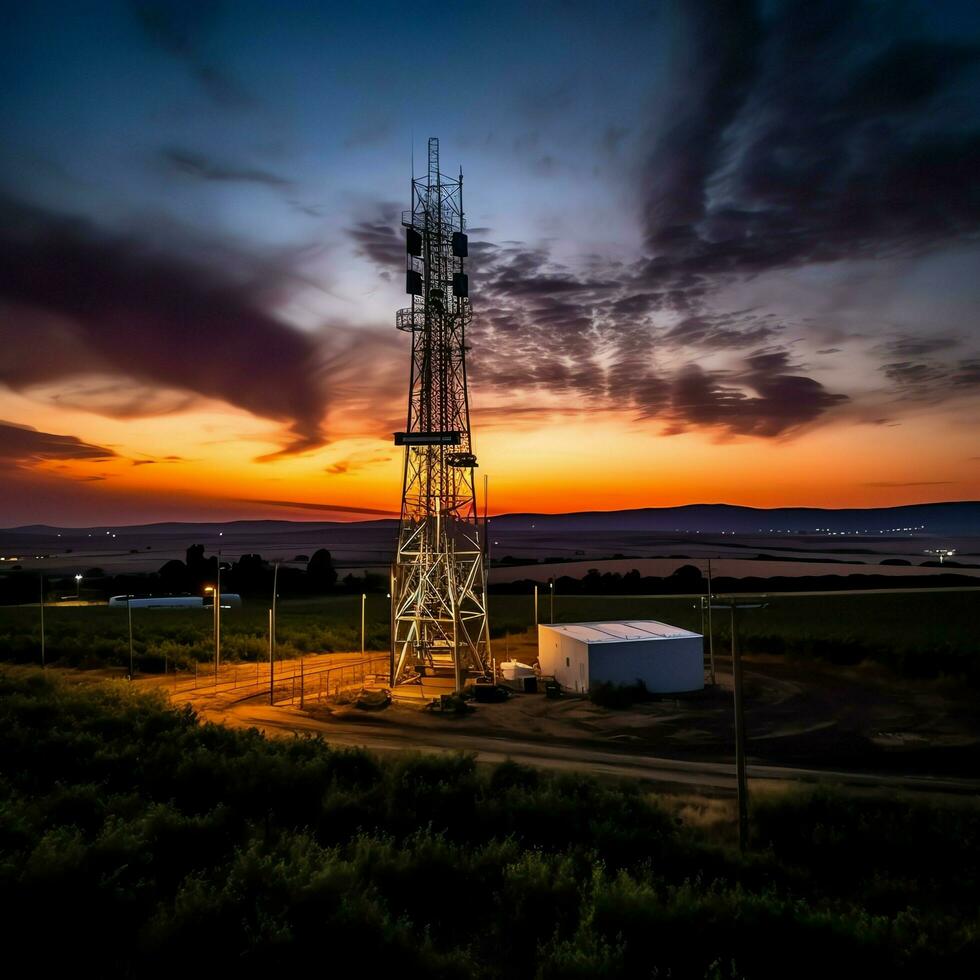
[2,0,979,525]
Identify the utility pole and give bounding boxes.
[706,559,715,685]
[711,597,766,851]
[127,594,134,680]
[268,607,274,705]
[39,575,45,669]
[730,604,747,849]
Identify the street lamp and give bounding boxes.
[549,580,554,624]
[361,593,367,656]
[74,573,82,599]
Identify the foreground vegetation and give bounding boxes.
[0,587,976,684]
[1,670,978,977]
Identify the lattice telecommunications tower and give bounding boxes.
[390,138,490,688]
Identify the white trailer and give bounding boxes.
[537,620,704,694]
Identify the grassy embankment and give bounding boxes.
[1,669,977,978]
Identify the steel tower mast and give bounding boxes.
[390,137,490,688]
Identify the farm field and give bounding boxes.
[0,589,977,684]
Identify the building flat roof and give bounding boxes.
[540,620,701,643]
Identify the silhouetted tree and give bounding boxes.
[158,559,189,592]
[307,549,337,593]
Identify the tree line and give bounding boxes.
[0,546,390,605]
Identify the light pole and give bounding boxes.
[269,562,279,704]
[388,568,395,685]
[533,584,538,628]
[39,575,45,669]
[127,594,134,680]
[214,556,221,675]
[549,580,554,623]
[268,607,274,705]
[75,573,82,599]
[361,592,366,656]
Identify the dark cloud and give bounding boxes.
[862,480,953,487]
[129,1,252,107]
[659,313,781,350]
[162,148,291,187]
[644,0,760,246]
[0,421,117,466]
[325,452,392,476]
[652,351,848,438]
[879,335,959,357]
[640,1,980,288]
[882,356,980,396]
[463,237,847,438]
[348,204,404,275]
[0,196,329,455]
[240,498,398,516]
[340,3,978,443]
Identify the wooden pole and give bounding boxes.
[269,608,274,705]
[731,603,748,851]
[706,559,715,685]
[533,584,538,628]
[127,595,134,680]
[361,593,366,656]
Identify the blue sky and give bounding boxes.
[1,0,979,522]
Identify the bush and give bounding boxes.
[0,669,977,977]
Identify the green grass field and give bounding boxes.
[0,589,976,682]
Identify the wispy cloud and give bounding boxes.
[0,420,118,466]
[161,148,291,187]
[0,195,331,456]
[240,498,398,516]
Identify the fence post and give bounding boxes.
[300,658,305,709]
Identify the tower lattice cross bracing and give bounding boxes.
[390,137,491,689]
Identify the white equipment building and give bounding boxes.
[537,621,704,694]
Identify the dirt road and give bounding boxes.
[197,697,980,797]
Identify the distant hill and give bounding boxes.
[3,501,978,537]
[490,502,980,535]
